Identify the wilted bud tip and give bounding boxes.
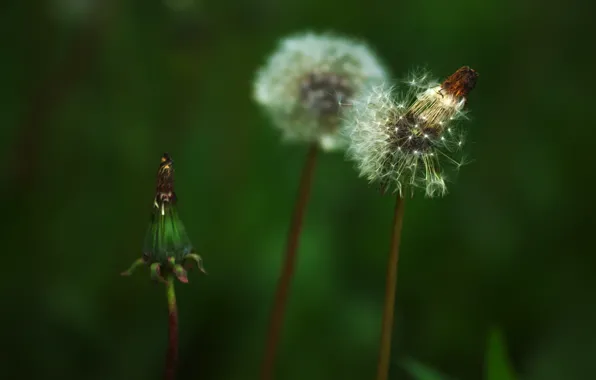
[441,66,478,99]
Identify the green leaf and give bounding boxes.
[402,358,453,380]
[485,327,518,380]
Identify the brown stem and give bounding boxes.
[165,275,179,380]
[261,143,319,380]
[376,195,406,380]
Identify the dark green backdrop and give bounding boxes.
[2,1,594,379]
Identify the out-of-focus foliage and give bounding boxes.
[403,358,453,380]
[485,328,518,380]
[404,327,519,380]
[1,0,594,379]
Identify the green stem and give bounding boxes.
[376,195,406,380]
[261,143,319,380]
[165,274,179,380]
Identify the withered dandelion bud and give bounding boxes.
[121,153,206,284]
[120,153,206,380]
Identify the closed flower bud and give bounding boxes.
[121,153,206,284]
[344,66,478,197]
[254,31,389,151]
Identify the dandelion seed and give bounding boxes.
[254,31,389,151]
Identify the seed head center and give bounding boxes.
[299,72,353,121]
[388,113,440,154]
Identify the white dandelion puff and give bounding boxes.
[253,31,390,151]
[344,66,479,197]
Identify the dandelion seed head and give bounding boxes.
[254,31,389,151]
[343,67,478,197]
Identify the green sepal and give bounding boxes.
[120,257,146,276]
[174,265,188,283]
[150,263,167,284]
[184,253,207,274]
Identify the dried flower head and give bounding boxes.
[254,31,389,151]
[121,153,206,283]
[344,66,479,197]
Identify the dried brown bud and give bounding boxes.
[441,66,479,99]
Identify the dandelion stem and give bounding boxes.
[376,195,406,380]
[261,143,319,380]
[165,274,179,380]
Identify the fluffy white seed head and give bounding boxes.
[254,31,389,151]
[343,67,478,197]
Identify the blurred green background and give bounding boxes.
[2,0,594,379]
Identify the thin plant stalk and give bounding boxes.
[261,143,319,380]
[376,195,406,380]
[165,274,179,380]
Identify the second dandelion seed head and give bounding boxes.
[254,31,389,151]
[344,66,478,197]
